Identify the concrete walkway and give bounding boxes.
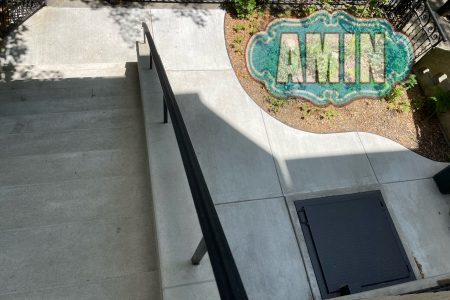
[139,8,450,300]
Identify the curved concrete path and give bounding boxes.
[141,8,450,300]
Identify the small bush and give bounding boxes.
[386,85,406,103]
[385,84,412,112]
[230,0,257,18]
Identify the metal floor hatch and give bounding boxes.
[295,191,415,299]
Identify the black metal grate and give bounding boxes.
[0,0,45,37]
[296,191,415,299]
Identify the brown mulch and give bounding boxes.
[224,11,450,162]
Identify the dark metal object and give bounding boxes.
[383,0,447,61]
[433,166,450,194]
[163,96,168,124]
[295,191,415,299]
[0,0,45,37]
[438,0,450,17]
[142,22,248,300]
[191,238,207,265]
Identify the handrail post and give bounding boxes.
[163,96,168,123]
[191,237,207,265]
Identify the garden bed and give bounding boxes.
[224,9,450,162]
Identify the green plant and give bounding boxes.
[230,0,257,18]
[249,26,258,35]
[428,87,450,113]
[299,103,319,118]
[277,9,292,18]
[247,17,258,35]
[233,34,243,45]
[265,95,285,113]
[233,23,246,32]
[302,4,318,16]
[322,107,338,118]
[321,0,333,11]
[386,84,406,103]
[348,0,387,17]
[385,84,412,112]
[397,99,411,113]
[403,74,418,90]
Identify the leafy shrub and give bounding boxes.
[385,84,406,103]
[230,0,257,18]
[403,74,418,90]
[302,5,318,16]
[427,87,450,114]
[385,84,412,112]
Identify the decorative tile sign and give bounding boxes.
[246,11,414,106]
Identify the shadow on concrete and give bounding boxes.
[143,83,450,298]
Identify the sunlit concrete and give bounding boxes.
[150,9,230,71]
[143,7,450,300]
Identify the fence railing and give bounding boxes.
[383,0,447,61]
[141,22,248,300]
[0,0,45,37]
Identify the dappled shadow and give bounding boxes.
[1,1,213,81]
[172,8,211,27]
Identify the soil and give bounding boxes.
[224,11,450,162]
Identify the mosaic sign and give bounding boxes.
[246,11,414,106]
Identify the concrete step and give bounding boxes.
[0,78,139,100]
[0,215,157,295]
[0,149,147,187]
[0,47,160,298]
[0,175,152,231]
[0,95,139,116]
[0,126,146,158]
[0,108,141,135]
[0,63,133,82]
[0,271,160,300]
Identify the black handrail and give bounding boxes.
[141,22,248,300]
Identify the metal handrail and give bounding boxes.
[141,22,248,300]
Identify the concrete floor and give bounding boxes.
[1,3,450,300]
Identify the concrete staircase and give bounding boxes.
[0,63,161,299]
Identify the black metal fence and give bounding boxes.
[383,0,446,60]
[0,0,45,37]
